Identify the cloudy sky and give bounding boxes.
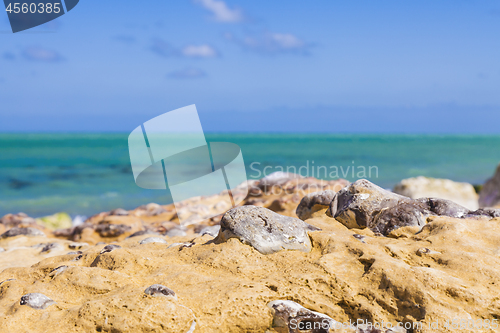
[1,0,499,132]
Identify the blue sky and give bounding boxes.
[0,0,499,132]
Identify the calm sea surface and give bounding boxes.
[1,133,499,217]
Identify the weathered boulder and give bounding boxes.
[214,205,320,254]
[328,179,486,235]
[479,163,500,207]
[328,179,413,230]
[393,176,478,210]
[296,190,338,220]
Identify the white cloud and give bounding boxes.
[195,0,243,23]
[225,32,312,55]
[182,44,218,58]
[168,67,207,79]
[151,39,219,58]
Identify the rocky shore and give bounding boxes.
[1,170,500,332]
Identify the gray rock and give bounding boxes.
[214,206,320,254]
[100,244,121,254]
[127,230,160,238]
[144,284,177,299]
[20,293,55,310]
[296,190,337,220]
[167,242,194,249]
[68,242,88,250]
[268,300,406,333]
[352,234,366,243]
[0,247,4,253]
[95,224,131,237]
[165,226,187,237]
[40,243,63,253]
[372,202,429,235]
[267,300,337,332]
[479,163,500,207]
[328,179,482,236]
[139,237,168,245]
[0,227,45,239]
[328,179,413,229]
[416,197,469,218]
[49,265,68,277]
[466,207,500,218]
[198,225,220,237]
[66,251,82,255]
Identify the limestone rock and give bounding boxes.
[214,205,320,254]
[479,163,500,207]
[393,176,479,210]
[1,210,500,332]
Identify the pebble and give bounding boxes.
[40,243,63,253]
[100,244,121,254]
[139,237,168,245]
[49,265,68,277]
[20,293,55,310]
[198,225,220,237]
[352,234,366,243]
[68,242,88,250]
[165,226,187,237]
[144,284,177,299]
[127,230,160,238]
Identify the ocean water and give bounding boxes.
[1,133,500,218]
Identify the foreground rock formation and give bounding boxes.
[1,176,500,332]
[327,179,499,236]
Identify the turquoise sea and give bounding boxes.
[1,133,500,218]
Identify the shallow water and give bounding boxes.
[1,133,499,217]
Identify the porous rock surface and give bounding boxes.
[1,176,500,332]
